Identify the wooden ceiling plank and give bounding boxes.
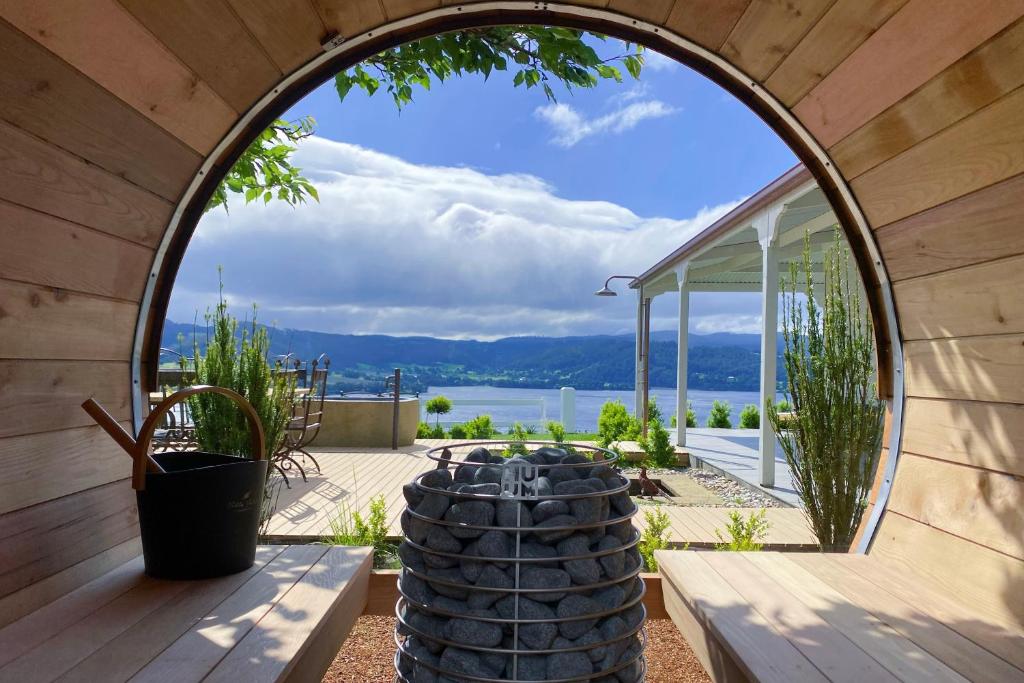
[118,0,283,113]
[851,84,1024,228]
[766,0,908,107]
[380,0,441,22]
[795,0,1024,149]
[315,0,388,37]
[0,279,138,361]
[225,0,325,74]
[0,119,170,248]
[607,0,675,25]
[0,20,201,201]
[665,0,750,51]
[895,253,1024,341]
[902,397,1024,477]
[875,172,1024,282]
[1,0,236,155]
[904,334,1024,404]
[720,0,837,82]
[0,200,153,302]
[831,17,1024,179]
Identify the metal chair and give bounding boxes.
[152,347,197,452]
[272,354,330,487]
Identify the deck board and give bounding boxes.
[266,441,818,550]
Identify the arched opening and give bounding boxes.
[135,4,904,551]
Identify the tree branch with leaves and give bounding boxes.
[209,27,645,213]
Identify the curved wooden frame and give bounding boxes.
[131,2,904,551]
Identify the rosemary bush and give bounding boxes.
[638,508,672,572]
[767,231,884,552]
[714,509,769,551]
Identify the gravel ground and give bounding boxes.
[620,466,783,508]
[323,616,710,682]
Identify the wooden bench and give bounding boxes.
[0,545,371,683]
[657,550,1024,682]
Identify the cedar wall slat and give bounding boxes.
[225,0,324,74]
[117,0,282,113]
[665,0,750,51]
[0,200,153,301]
[0,19,201,201]
[313,0,388,36]
[2,0,237,155]
[720,0,837,81]
[794,0,1024,149]
[0,119,171,247]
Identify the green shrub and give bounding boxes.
[775,397,793,413]
[739,404,760,429]
[430,424,445,439]
[547,420,567,444]
[323,494,398,567]
[638,508,672,572]
[597,400,632,446]
[669,401,697,429]
[425,395,452,427]
[524,423,538,434]
[464,415,496,439]
[640,410,676,469]
[449,424,467,439]
[768,230,885,552]
[706,400,733,428]
[503,422,529,456]
[416,422,433,438]
[715,509,769,551]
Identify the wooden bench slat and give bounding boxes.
[788,554,1023,683]
[0,555,146,668]
[745,554,967,682]
[205,546,372,682]
[658,552,829,683]
[128,545,328,683]
[53,547,285,683]
[701,553,901,683]
[834,554,1024,671]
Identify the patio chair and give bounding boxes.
[272,354,330,487]
[151,347,197,452]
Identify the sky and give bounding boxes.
[168,41,797,340]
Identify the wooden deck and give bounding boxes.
[265,441,817,550]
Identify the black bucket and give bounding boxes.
[138,452,268,579]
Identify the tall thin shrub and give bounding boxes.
[767,230,884,552]
[706,400,732,428]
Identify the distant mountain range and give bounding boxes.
[160,320,784,393]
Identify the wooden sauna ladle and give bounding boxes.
[82,398,165,482]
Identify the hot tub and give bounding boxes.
[309,396,420,448]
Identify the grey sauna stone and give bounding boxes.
[438,647,498,680]
[546,651,592,680]
[496,500,533,528]
[591,583,626,612]
[417,492,452,520]
[532,499,570,524]
[444,500,495,538]
[477,529,511,559]
[519,622,558,650]
[468,564,513,609]
[520,566,571,602]
[445,617,503,648]
[404,482,425,507]
[556,594,603,639]
[532,515,578,543]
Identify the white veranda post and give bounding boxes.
[634,289,643,419]
[675,263,690,447]
[756,206,783,488]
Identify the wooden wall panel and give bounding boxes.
[831,18,1024,179]
[225,0,324,74]
[765,0,907,106]
[871,512,1024,627]
[380,0,442,23]
[0,279,137,361]
[902,397,1024,477]
[0,201,153,301]
[0,424,131,515]
[1,0,236,155]
[0,361,131,439]
[851,85,1024,228]
[0,480,138,600]
[665,0,750,51]
[607,0,674,24]
[117,0,282,113]
[794,0,1024,149]
[0,120,170,247]
[887,453,1024,560]
[894,254,1024,341]
[904,335,1024,404]
[874,172,1024,282]
[720,0,836,81]
[0,20,200,202]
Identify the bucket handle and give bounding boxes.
[134,385,266,491]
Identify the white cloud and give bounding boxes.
[534,99,677,148]
[643,50,680,72]
[172,136,740,339]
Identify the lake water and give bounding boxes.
[419,386,775,431]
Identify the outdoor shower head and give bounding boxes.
[595,274,638,297]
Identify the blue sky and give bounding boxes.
[169,42,797,339]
